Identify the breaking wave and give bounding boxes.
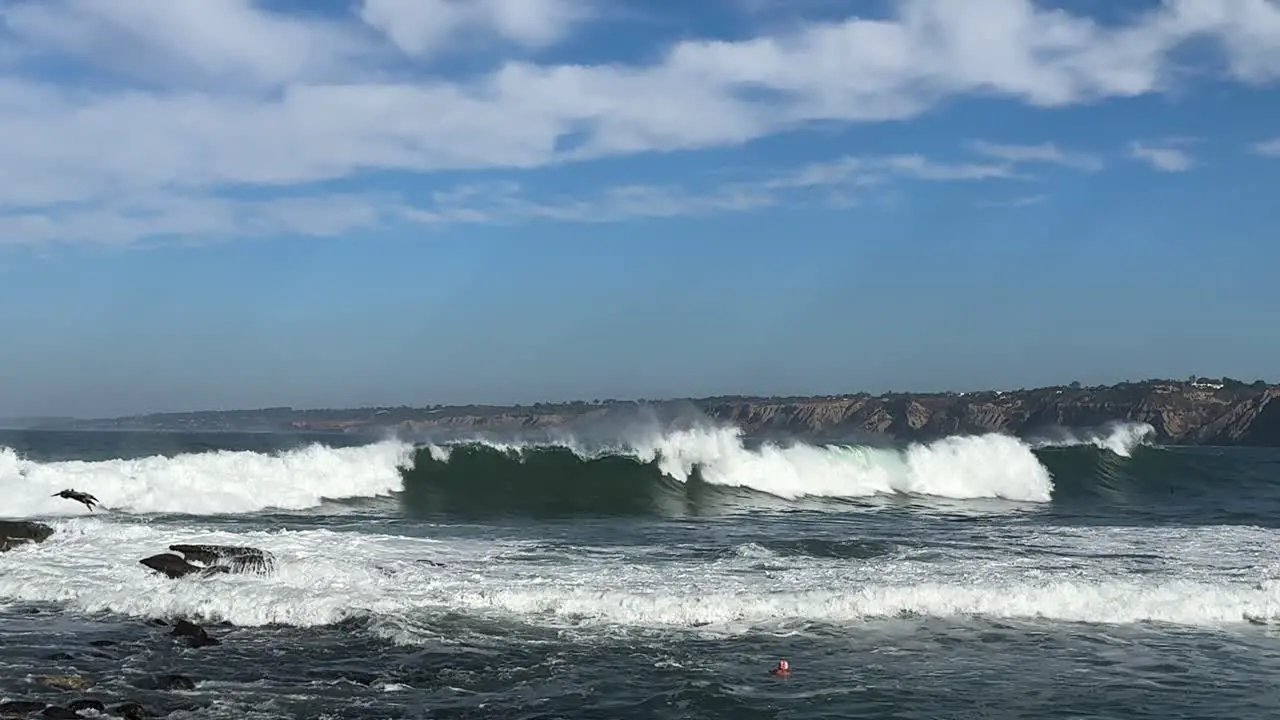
[0,421,1159,519]
[0,440,415,517]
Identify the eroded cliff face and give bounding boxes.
[693,384,1280,445]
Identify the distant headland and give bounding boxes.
[7,376,1279,447]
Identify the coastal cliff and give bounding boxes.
[22,377,1280,447]
[699,381,1280,446]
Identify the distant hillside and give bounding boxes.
[21,377,1280,446]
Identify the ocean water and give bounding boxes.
[2,421,1280,719]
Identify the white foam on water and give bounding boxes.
[3,519,1279,639]
[0,441,415,517]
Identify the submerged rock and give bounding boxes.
[0,700,46,714]
[39,707,79,719]
[139,544,276,579]
[66,699,106,713]
[36,674,88,691]
[0,520,53,552]
[133,673,195,691]
[170,619,220,648]
[112,702,155,719]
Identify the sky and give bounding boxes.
[1,0,1279,418]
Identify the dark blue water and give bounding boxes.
[2,428,1280,719]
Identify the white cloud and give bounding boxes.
[0,0,1278,244]
[1129,140,1195,172]
[358,0,589,57]
[1251,137,1280,156]
[0,0,370,89]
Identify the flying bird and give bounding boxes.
[52,488,99,511]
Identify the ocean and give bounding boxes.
[2,421,1280,719]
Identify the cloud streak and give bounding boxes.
[1129,140,1195,172]
[1251,137,1280,157]
[968,141,1103,171]
[0,0,1278,243]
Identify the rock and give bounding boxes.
[66,699,106,713]
[138,553,210,579]
[112,702,154,719]
[156,674,195,691]
[0,521,53,552]
[40,707,79,719]
[139,544,275,579]
[0,700,46,714]
[170,619,220,648]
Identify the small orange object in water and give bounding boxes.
[770,658,790,677]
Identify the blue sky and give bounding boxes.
[1,0,1279,417]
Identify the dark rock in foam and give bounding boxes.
[168,544,276,574]
[139,544,276,579]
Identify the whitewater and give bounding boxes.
[2,420,1278,719]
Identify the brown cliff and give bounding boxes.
[696,382,1280,445]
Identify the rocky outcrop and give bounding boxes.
[0,521,53,552]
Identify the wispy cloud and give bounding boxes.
[1251,137,1280,157]
[0,192,393,248]
[968,141,1103,171]
[1129,140,1195,172]
[980,195,1047,208]
[0,143,1080,245]
[0,0,1278,245]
